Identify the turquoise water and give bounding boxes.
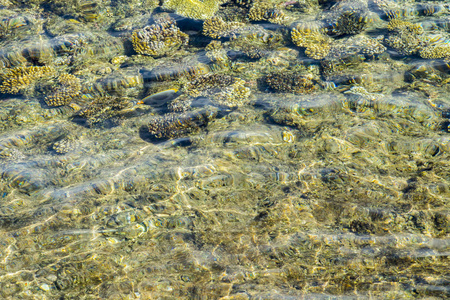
[0,0,449,299]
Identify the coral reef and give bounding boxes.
[146,63,210,82]
[327,35,386,60]
[52,137,79,154]
[183,74,251,107]
[419,37,450,59]
[322,0,375,36]
[385,19,425,56]
[205,40,229,63]
[386,19,450,59]
[184,74,236,97]
[247,0,286,25]
[343,85,384,112]
[264,72,317,94]
[230,29,285,59]
[44,74,82,107]
[147,108,218,139]
[0,66,54,94]
[131,20,188,57]
[202,16,245,39]
[167,94,193,112]
[231,0,252,8]
[75,95,135,126]
[2,1,450,299]
[291,23,332,59]
[162,0,221,20]
[215,78,251,106]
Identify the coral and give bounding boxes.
[343,86,384,112]
[75,95,135,126]
[386,19,450,59]
[322,0,374,36]
[147,108,218,139]
[184,74,235,97]
[230,29,284,59]
[385,20,425,56]
[387,19,423,35]
[291,23,332,59]
[76,0,110,23]
[146,63,210,82]
[419,36,450,59]
[327,35,386,59]
[202,16,244,39]
[231,0,252,8]
[131,20,188,57]
[205,40,229,63]
[215,78,251,106]
[248,1,286,25]
[285,0,320,14]
[264,72,317,94]
[44,73,81,107]
[0,66,54,94]
[205,40,223,51]
[162,0,221,20]
[167,94,193,112]
[95,73,144,94]
[52,138,78,154]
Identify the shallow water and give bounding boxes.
[0,0,449,299]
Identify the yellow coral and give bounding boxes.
[216,78,251,106]
[291,25,332,60]
[203,16,244,39]
[45,73,81,107]
[184,74,235,96]
[0,66,54,94]
[387,19,423,34]
[131,21,189,57]
[265,72,317,94]
[248,1,286,25]
[162,0,221,20]
[419,43,450,59]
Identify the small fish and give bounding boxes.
[139,89,179,106]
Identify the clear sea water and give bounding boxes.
[0,1,449,299]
